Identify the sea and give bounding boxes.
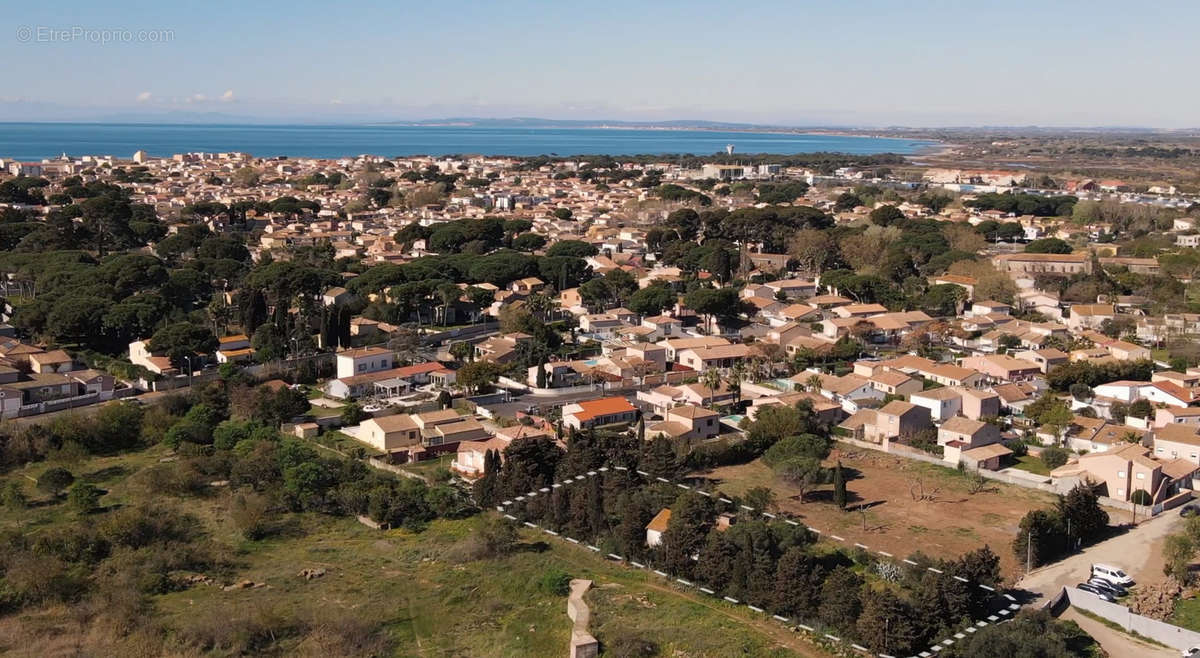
[0,123,937,161]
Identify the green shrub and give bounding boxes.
[536,568,572,596]
[36,467,75,495]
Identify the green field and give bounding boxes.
[0,444,825,657]
[1012,455,1051,476]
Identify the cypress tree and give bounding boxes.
[833,460,847,510]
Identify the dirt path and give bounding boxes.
[1060,608,1177,658]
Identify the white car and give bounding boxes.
[1091,563,1134,588]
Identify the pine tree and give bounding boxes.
[637,416,645,442]
[536,356,548,388]
[641,435,678,480]
[833,460,847,510]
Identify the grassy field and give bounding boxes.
[1012,455,1051,476]
[0,444,828,657]
[1172,598,1200,633]
[148,516,823,657]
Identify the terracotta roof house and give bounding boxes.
[645,508,672,547]
[563,397,639,430]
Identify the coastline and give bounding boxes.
[0,122,937,161]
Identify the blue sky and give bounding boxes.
[3,0,1197,127]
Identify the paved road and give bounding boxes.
[1018,511,1185,598]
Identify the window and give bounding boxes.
[1118,471,1126,478]
[358,364,366,371]
[1117,488,1124,496]
[1136,473,1145,480]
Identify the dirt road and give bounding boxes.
[1059,608,1177,658]
[1017,511,1185,599]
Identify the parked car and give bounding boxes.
[1086,578,1126,597]
[1181,504,1200,518]
[1183,645,1199,658]
[1091,563,1134,587]
[1076,583,1116,602]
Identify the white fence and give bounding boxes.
[1063,586,1200,651]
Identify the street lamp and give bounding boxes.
[183,355,193,389]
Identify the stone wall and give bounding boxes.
[566,579,598,658]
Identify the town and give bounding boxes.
[4,138,1200,656]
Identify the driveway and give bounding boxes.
[1017,511,1185,599]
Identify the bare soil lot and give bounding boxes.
[695,444,1058,580]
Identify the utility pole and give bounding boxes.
[1026,528,1034,574]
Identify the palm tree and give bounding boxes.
[701,368,721,409]
[526,293,552,322]
[806,373,823,393]
[730,361,745,404]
